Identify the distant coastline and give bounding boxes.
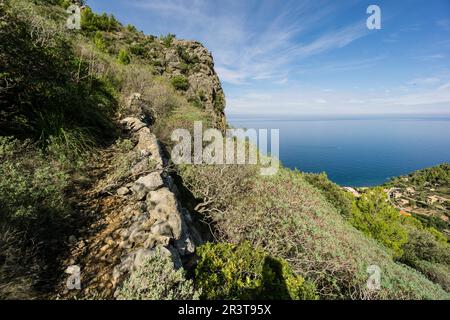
[227,113,450,122]
[228,115,450,187]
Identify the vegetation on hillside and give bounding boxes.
[1,0,448,300]
[195,242,318,300]
[117,250,200,300]
[180,165,449,299]
[384,164,449,237]
[0,0,211,298]
[388,163,450,188]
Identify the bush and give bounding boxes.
[176,45,199,65]
[0,137,74,299]
[117,48,131,65]
[403,227,449,264]
[350,188,409,258]
[195,242,318,300]
[81,7,120,33]
[129,43,146,56]
[178,164,257,222]
[193,168,448,299]
[160,33,175,48]
[116,250,200,300]
[126,24,138,33]
[303,172,352,218]
[0,138,69,223]
[388,163,450,188]
[171,75,190,91]
[0,2,117,150]
[153,104,212,144]
[0,226,39,299]
[93,31,108,52]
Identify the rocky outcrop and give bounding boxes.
[155,39,227,129]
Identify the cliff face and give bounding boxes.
[173,40,226,129]
[147,38,227,129]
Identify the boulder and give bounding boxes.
[120,117,146,133]
[146,187,178,210]
[117,187,130,196]
[131,172,164,200]
[136,128,164,168]
[150,221,173,237]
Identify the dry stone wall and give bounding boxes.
[111,115,203,296]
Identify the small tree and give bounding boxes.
[170,75,189,91]
[93,31,107,52]
[117,48,131,65]
[160,33,176,48]
[350,188,409,258]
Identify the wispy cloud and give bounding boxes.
[112,0,450,115]
[408,77,441,86]
[130,0,368,84]
[226,78,450,115]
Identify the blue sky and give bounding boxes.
[88,0,450,116]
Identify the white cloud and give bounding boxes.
[408,77,441,86]
[226,82,450,116]
[131,0,368,84]
[126,0,450,116]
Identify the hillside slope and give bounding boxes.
[0,0,448,300]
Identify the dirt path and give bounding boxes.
[51,141,130,299]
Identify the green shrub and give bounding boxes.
[0,226,39,299]
[170,75,190,91]
[129,43,146,56]
[195,242,318,300]
[303,172,352,218]
[93,31,108,52]
[176,45,199,65]
[153,104,213,144]
[401,225,449,263]
[160,33,176,48]
[214,93,225,111]
[81,7,120,33]
[388,163,450,187]
[0,2,117,150]
[192,167,448,299]
[188,96,203,108]
[408,260,450,292]
[126,24,138,33]
[117,250,200,300]
[0,137,74,299]
[0,138,69,223]
[350,188,409,258]
[117,48,131,65]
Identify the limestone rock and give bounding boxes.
[150,203,182,239]
[131,172,164,200]
[136,128,164,168]
[150,221,173,237]
[117,187,130,196]
[146,187,178,210]
[130,158,151,176]
[120,117,146,133]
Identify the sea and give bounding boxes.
[227,114,450,187]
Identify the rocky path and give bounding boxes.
[56,110,204,299]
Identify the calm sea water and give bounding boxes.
[227,114,450,187]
